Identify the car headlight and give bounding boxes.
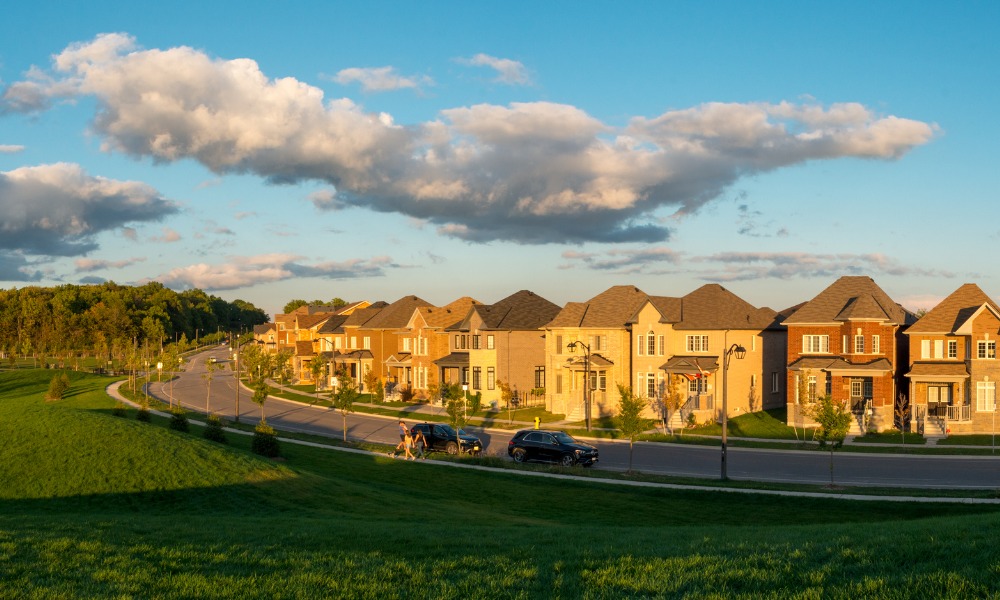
[575,449,582,456]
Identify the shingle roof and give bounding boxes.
[547,285,648,328]
[788,356,893,373]
[632,284,778,330]
[905,283,1000,334]
[342,302,389,328]
[253,323,274,335]
[296,313,332,330]
[455,290,561,331]
[317,314,350,334]
[783,276,915,325]
[361,296,433,329]
[906,362,969,378]
[417,296,481,329]
[295,340,314,356]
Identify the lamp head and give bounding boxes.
[734,345,747,360]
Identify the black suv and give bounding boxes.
[410,423,482,455]
[507,429,598,467]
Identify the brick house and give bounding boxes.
[904,283,1000,435]
[783,276,915,431]
[400,297,480,398]
[447,290,560,407]
[543,285,650,420]
[628,284,786,427]
[357,295,433,390]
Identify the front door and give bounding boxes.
[927,385,949,417]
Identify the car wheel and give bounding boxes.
[445,441,459,455]
[512,448,527,463]
[560,454,576,467]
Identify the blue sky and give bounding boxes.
[1,1,997,317]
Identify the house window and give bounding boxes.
[363,337,371,350]
[487,367,495,390]
[487,335,495,350]
[335,338,342,350]
[555,335,562,354]
[658,335,665,356]
[421,338,428,355]
[555,374,563,394]
[646,374,657,399]
[978,341,996,360]
[637,335,645,356]
[472,335,480,350]
[589,370,607,392]
[807,376,817,402]
[687,335,709,352]
[802,335,829,354]
[977,381,996,412]
[854,335,864,354]
[472,367,481,390]
[947,340,957,359]
[402,338,411,352]
[921,339,930,359]
[771,371,779,393]
[647,332,656,356]
[454,334,461,349]
[872,335,881,354]
[534,366,545,389]
[688,378,706,395]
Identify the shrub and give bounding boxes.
[469,392,482,415]
[685,413,696,428]
[399,386,415,404]
[252,421,280,457]
[45,373,68,401]
[136,406,151,422]
[169,407,189,432]
[112,402,128,418]
[203,414,227,443]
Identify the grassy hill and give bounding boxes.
[1,370,999,598]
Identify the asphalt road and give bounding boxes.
[154,347,1000,489]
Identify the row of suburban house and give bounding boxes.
[252,276,1000,436]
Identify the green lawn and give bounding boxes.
[3,370,1000,597]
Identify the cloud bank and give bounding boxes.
[2,34,937,245]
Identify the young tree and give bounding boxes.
[309,357,326,393]
[252,379,270,422]
[442,382,467,454]
[615,384,648,473]
[794,369,817,441]
[330,367,361,441]
[658,374,687,435]
[894,391,910,445]
[810,394,852,487]
[497,379,514,423]
[45,372,68,401]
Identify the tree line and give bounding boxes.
[0,282,268,362]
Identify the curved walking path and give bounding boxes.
[107,380,1000,505]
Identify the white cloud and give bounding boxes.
[0,162,177,256]
[457,53,531,85]
[150,227,181,243]
[1,34,937,245]
[74,256,146,272]
[332,66,431,92]
[153,253,397,290]
[0,144,25,153]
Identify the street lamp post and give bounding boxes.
[567,341,592,431]
[721,343,746,480]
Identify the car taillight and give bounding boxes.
[508,439,515,446]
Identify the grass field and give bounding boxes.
[3,370,1000,598]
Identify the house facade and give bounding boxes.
[401,297,481,397]
[904,283,1000,434]
[448,290,560,407]
[783,276,915,431]
[628,284,786,427]
[543,285,650,420]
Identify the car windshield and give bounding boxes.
[436,425,456,436]
[552,432,576,444]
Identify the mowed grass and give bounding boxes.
[2,372,1000,598]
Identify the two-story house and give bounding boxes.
[904,283,1000,435]
[542,285,649,420]
[357,295,433,390]
[400,297,480,397]
[628,284,785,427]
[783,276,915,431]
[447,290,560,407]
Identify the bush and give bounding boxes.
[112,402,128,418]
[45,373,68,401]
[470,392,482,415]
[203,414,227,443]
[169,407,189,432]
[136,406,151,422]
[252,421,280,457]
[400,386,415,404]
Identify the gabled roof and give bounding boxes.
[295,340,315,356]
[334,300,372,315]
[452,290,561,331]
[296,313,332,330]
[416,296,481,330]
[253,323,275,335]
[788,356,893,373]
[905,283,1000,335]
[783,276,915,326]
[361,296,433,330]
[341,301,389,328]
[546,285,649,328]
[660,355,719,374]
[630,284,779,330]
[317,314,350,335]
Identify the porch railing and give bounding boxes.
[946,404,972,422]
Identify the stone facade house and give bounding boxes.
[401,297,480,398]
[447,290,560,407]
[543,285,650,420]
[783,276,915,432]
[628,284,786,428]
[904,283,1000,435]
[356,296,433,390]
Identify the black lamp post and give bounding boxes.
[567,340,592,431]
[721,343,746,480]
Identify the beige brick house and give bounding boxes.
[543,285,649,419]
[628,284,785,427]
[783,276,915,431]
[447,290,560,407]
[401,297,481,397]
[904,283,1000,435]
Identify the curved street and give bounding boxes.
[151,347,1000,490]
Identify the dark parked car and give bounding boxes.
[507,429,598,467]
[410,423,482,455]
